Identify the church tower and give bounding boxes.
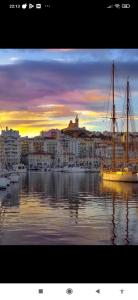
[75,115,79,128]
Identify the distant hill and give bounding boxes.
[61,127,92,138]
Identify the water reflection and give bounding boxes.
[100,180,138,195]
[0,173,138,244]
[100,181,138,245]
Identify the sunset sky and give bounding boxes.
[0,49,138,137]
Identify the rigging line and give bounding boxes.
[130,88,136,132]
[104,77,112,112]
[105,81,112,129]
[128,86,136,133]
[120,92,125,133]
[116,76,123,95]
[115,120,119,133]
[126,79,136,133]
[102,77,112,130]
[115,67,124,101]
[115,68,125,134]
[122,88,127,132]
[129,111,136,156]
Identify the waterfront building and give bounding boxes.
[105,145,124,159]
[0,135,5,167]
[40,129,61,139]
[22,136,60,167]
[21,136,44,154]
[21,137,29,156]
[95,140,125,166]
[57,135,80,166]
[79,139,96,166]
[24,152,52,170]
[21,132,97,168]
[1,127,21,167]
[43,138,58,156]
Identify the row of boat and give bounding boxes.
[0,164,27,189]
[0,173,20,189]
[30,166,100,173]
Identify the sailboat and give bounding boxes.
[101,62,138,182]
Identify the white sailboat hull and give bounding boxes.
[51,168,64,172]
[87,167,100,173]
[9,174,19,183]
[101,171,138,182]
[0,178,8,189]
[51,167,100,173]
[13,164,27,173]
[63,167,87,173]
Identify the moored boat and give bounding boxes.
[101,168,138,182]
[51,167,64,172]
[63,166,87,172]
[0,177,9,189]
[13,163,27,173]
[9,173,19,183]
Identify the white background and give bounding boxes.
[0,284,137,300]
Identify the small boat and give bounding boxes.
[63,166,87,172]
[51,168,64,172]
[13,163,27,173]
[0,167,11,188]
[0,177,8,189]
[9,173,19,183]
[5,178,10,186]
[87,166,100,173]
[29,167,39,171]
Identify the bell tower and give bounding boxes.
[75,115,79,128]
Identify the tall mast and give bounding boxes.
[126,80,129,163]
[112,61,116,170]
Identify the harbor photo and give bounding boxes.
[0,49,138,244]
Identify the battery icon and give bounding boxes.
[122,3,130,7]
[36,3,41,8]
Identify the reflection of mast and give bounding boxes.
[69,201,79,224]
[111,192,116,245]
[75,206,78,224]
[0,204,6,244]
[126,80,130,163]
[112,62,116,171]
[125,194,129,245]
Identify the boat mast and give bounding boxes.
[112,61,116,170]
[126,80,129,163]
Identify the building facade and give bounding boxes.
[1,127,21,167]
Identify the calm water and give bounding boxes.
[0,172,138,245]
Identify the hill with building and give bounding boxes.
[62,115,92,138]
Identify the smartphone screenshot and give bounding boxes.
[0,48,137,245]
[0,1,137,299]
